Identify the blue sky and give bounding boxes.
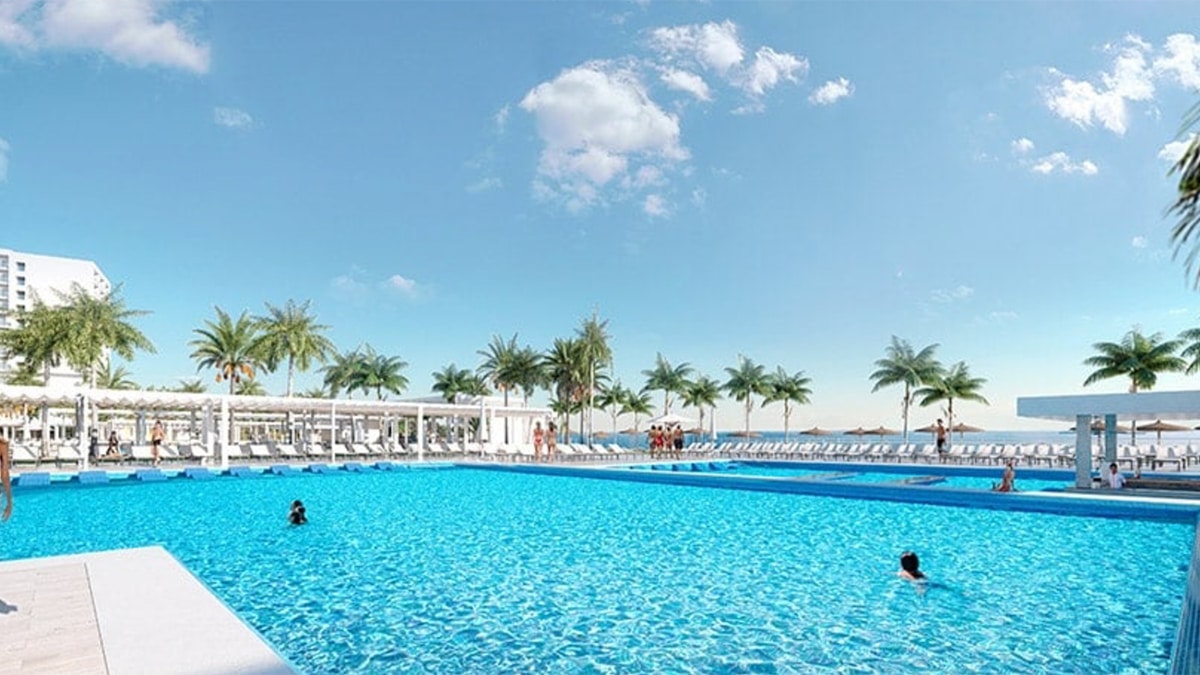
[1,1,1199,431]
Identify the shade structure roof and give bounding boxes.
[913,424,940,433]
[647,412,695,426]
[799,426,832,436]
[867,426,900,436]
[952,423,984,433]
[844,427,868,436]
[1136,420,1191,432]
[1018,390,1200,422]
[0,384,550,418]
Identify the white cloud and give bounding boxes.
[659,67,711,101]
[1011,137,1035,154]
[466,177,502,193]
[931,285,975,303]
[808,77,853,105]
[1029,151,1099,176]
[1131,235,1148,248]
[28,0,210,73]
[648,20,805,112]
[213,107,253,129]
[621,165,665,190]
[520,61,686,211]
[643,194,668,217]
[1168,307,1190,316]
[330,272,368,300]
[649,20,744,74]
[1154,33,1200,90]
[1044,33,1200,135]
[740,46,807,97]
[1159,135,1197,163]
[691,187,707,207]
[0,137,9,182]
[494,105,510,133]
[990,311,1018,320]
[0,0,36,47]
[381,274,419,298]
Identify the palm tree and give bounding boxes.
[95,360,138,390]
[253,299,335,397]
[914,361,988,445]
[1084,330,1185,392]
[869,336,943,442]
[299,386,330,399]
[723,355,770,436]
[173,379,207,394]
[478,334,522,406]
[347,344,408,400]
[620,391,654,439]
[513,346,545,405]
[0,300,73,385]
[55,283,155,389]
[595,381,630,437]
[189,307,263,395]
[1168,102,1200,285]
[641,353,694,415]
[3,366,42,387]
[432,363,474,403]
[576,312,612,443]
[321,348,361,398]
[235,379,268,396]
[762,367,813,441]
[544,337,588,441]
[681,375,721,440]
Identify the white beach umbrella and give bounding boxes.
[647,412,695,426]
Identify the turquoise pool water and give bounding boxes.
[654,463,1069,491]
[0,468,1190,673]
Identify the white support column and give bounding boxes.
[218,397,230,470]
[417,405,425,462]
[203,402,214,466]
[1075,414,1092,489]
[79,394,90,471]
[329,402,337,462]
[1104,413,1118,465]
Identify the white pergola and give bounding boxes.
[1017,390,1200,488]
[0,384,551,469]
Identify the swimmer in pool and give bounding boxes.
[897,551,926,582]
[288,500,307,525]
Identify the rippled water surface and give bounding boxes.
[0,468,1190,673]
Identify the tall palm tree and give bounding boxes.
[641,353,694,415]
[1084,330,1185,392]
[914,361,988,445]
[478,334,522,406]
[595,381,630,437]
[681,375,721,440]
[321,348,361,398]
[189,307,263,395]
[95,360,137,390]
[513,346,546,405]
[723,355,770,436]
[762,367,813,441]
[544,337,588,440]
[869,336,943,442]
[620,391,654,437]
[576,312,612,443]
[1168,102,1200,285]
[347,344,408,400]
[1177,322,1200,375]
[56,283,155,389]
[432,363,474,403]
[253,299,335,397]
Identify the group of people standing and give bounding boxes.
[649,425,684,459]
[532,421,558,462]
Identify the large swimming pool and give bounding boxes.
[0,468,1191,673]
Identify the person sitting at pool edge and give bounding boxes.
[1107,462,1126,489]
[993,461,1016,492]
[289,500,307,525]
[897,551,926,582]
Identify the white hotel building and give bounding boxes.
[0,247,111,386]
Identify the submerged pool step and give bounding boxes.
[228,467,259,478]
[134,469,166,482]
[269,465,298,476]
[183,468,215,480]
[342,462,366,473]
[15,472,51,488]
[307,463,335,474]
[78,470,109,485]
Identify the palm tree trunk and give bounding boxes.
[286,358,296,397]
[663,391,669,416]
[502,388,510,444]
[901,383,911,443]
[784,402,791,441]
[947,397,954,450]
[744,397,751,435]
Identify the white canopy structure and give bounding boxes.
[1018,389,1200,488]
[0,384,551,469]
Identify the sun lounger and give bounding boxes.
[249,444,273,460]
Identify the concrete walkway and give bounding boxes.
[0,547,293,674]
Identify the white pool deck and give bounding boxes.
[0,547,293,675]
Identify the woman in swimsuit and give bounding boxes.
[150,420,165,467]
[546,422,557,461]
[533,422,545,463]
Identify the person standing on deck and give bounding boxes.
[0,437,12,520]
[150,420,165,467]
[935,419,948,463]
[533,422,545,463]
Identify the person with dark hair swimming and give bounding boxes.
[288,500,307,525]
[898,551,926,582]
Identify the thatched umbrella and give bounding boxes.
[913,423,939,434]
[1138,420,1190,444]
[844,427,869,437]
[800,426,832,436]
[728,430,762,438]
[867,426,900,440]
[951,422,984,438]
[1069,420,1131,433]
